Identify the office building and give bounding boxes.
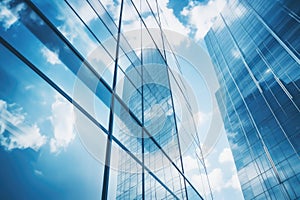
[0,0,209,199]
[205,0,300,199]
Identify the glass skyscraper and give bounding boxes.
[205,0,300,199]
[0,0,210,199]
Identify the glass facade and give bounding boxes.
[0,0,209,199]
[205,0,300,199]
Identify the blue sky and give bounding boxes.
[0,0,243,199]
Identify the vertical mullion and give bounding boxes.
[101,0,125,199]
[141,0,145,199]
[164,66,189,199]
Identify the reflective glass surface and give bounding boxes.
[0,0,207,199]
[205,0,300,199]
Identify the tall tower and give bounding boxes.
[115,48,186,199]
[205,0,300,199]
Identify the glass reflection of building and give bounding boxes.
[205,0,300,199]
[116,49,188,199]
[0,0,208,199]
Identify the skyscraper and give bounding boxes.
[205,0,300,199]
[0,0,209,199]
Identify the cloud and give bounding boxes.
[178,111,211,131]
[49,94,75,153]
[34,169,43,176]
[181,0,228,40]
[183,155,199,172]
[0,5,18,30]
[191,166,241,197]
[218,147,234,164]
[204,158,211,168]
[0,99,46,151]
[159,0,189,35]
[122,1,139,23]
[121,0,189,37]
[208,167,241,192]
[100,0,121,23]
[225,173,241,190]
[76,2,97,25]
[25,85,35,91]
[208,168,225,192]
[181,0,248,41]
[190,167,224,196]
[55,2,98,55]
[195,147,211,168]
[41,47,62,65]
[194,111,211,125]
[0,1,25,30]
[0,95,76,154]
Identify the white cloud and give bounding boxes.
[204,158,211,168]
[54,2,99,56]
[194,111,211,125]
[121,0,189,35]
[25,85,34,91]
[209,168,225,192]
[0,1,25,30]
[76,2,97,25]
[0,99,46,151]
[101,0,120,24]
[159,0,189,35]
[181,0,248,41]
[50,94,75,153]
[58,23,77,43]
[57,19,97,57]
[41,47,62,65]
[195,147,211,169]
[191,167,224,196]
[34,169,43,176]
[181,0,228,40]
[122,1,138,23]
[183,155,199,172]
[191,166,241,197]
[0,5,18,30]
[218,147,234,164]
[0,95,77,154]
[225,173,241,190]
[122,18,140,32]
